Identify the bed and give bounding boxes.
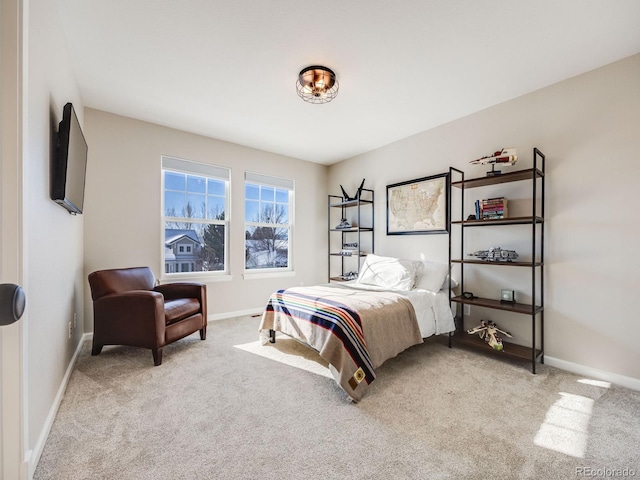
[259,254,456,401]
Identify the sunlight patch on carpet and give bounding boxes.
[234,337,332,379]
[577,378,611,389]
[534,378,613,458]
[534,391,594,458]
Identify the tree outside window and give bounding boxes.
[244,175,293,270]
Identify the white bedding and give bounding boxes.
[329,281,456,338]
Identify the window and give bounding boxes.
[177,245,193,254]
[162,156,230,274]
[244,172,294,271]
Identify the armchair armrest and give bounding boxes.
[93,290,165,348]
[155,283,205,302]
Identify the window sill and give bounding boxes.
[160,273,233,284]
[243,271,295,280]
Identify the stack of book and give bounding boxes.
[475,197,508,220]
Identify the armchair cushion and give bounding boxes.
[164,298,201,325]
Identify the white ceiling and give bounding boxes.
[55,0,640,165]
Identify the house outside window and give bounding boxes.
[162,156,230,275]
[244,172,294,271]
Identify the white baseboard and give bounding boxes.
[208,308,263,321]
[29,333,90,477]
[545,355,640,392]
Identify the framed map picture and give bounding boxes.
[386,172,449,235]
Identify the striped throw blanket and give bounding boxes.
[259,284,422,401]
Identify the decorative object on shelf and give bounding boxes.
[500,289,515,304]
[469,247,519,262]
[462,291,478,299]
[470,148,517,176]
[335,218,352,229]
[386,172,449,235]
[296,65,339,104]
[339,179,366,201]
[467,320,513,351]
[341,271,358,281]
[340,242,358,256]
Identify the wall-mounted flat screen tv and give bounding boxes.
[51,102,88,215]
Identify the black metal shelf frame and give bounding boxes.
[448,148,546,373]
[327,189,374,282]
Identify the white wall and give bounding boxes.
[25,0,85,473]
[83,109,328,329]
[328,54,640,382]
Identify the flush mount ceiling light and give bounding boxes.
[296,65,339,104]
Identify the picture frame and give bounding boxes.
[386,172,449,235]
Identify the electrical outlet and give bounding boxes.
[68,321,72,339]
[464,304,471,316]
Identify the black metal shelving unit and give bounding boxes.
[327,189,374,282]
[448,148,545,373]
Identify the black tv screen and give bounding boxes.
[51,102,88,214]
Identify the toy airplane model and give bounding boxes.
[467,320,512,351]
[340,179,366,201]
[335,218,352,230]
[469,247,519,262]
[470,148,517,166]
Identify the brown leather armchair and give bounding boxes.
[88,266,207,366]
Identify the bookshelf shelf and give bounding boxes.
[454,331,543,363]
[451,216,543,227]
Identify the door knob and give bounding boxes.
[0,283,26,326]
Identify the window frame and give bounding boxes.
[243,172,294,273]
[161,156,231,279]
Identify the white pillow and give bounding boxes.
[356,254,419,291]
[414,260,450,292]
[441,275,459,290]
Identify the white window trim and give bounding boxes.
[159,273,234,284]
[243,271,296,280]
[161,156,231,280]
[243,172,294,273]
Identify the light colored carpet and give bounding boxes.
[34,315,640,480]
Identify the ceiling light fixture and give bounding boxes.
[296,65,339,104]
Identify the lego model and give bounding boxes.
[469,246,519,262]
[467,320,512,351]
[469,148,517,166]
[335,218,352,230]
[470,148,517,176]
[339,179,366,201]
